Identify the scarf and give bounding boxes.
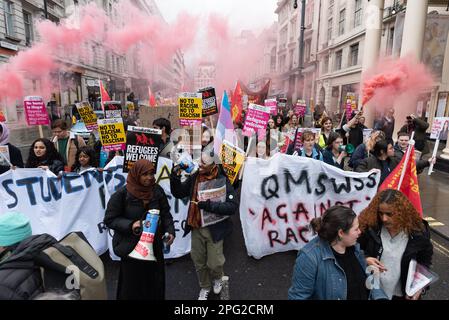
[126,159,156,201]
[0,122,10,145]
[187,163,219,229]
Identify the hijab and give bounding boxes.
[126,159,156,200]
[0,122,10,145]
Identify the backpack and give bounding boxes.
[35,232,107,300]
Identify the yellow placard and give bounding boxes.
[178,93,203,126]
[220,141,245,184]
[98,119,126,147]
[77,103,98,130]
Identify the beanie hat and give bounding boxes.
[0,212,32,247]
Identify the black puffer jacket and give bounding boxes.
[104,185,175,259]
[169,165,238,243]
[358,220,433,296]
[0,234,57,300]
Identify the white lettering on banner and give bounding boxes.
[239,153,380,259]
[0,158,191,259]
[104,156,191,260]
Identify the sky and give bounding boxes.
[155,0,278,33]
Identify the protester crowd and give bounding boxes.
[0,99,437,301]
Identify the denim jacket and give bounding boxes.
[288,236,387,300]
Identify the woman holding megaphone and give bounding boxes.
[323,132,348,169]
[104,159,175,300]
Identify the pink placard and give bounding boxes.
[243,104,271,137]
[24,97,49,126]
[180,119,202,126]
[264,98,277,115]
[103,143,126,152]
[294,101,306,117]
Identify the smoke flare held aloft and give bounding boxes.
[362,56,434,109]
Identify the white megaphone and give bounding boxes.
[128,209,160,261]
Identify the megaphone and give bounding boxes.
[338,144,355,155]
[128,209,160,261]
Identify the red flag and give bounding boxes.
[231,82,243,124]
[379,146,423,216]
[99,80,111,111]
[148,85,156,107]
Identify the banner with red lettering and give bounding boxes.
[239,153,380,259]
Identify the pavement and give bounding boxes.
[419,167,449,240]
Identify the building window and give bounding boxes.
[280,26,288,47]
[387,27,394,55]
[290,19,296,42]
[305,40,311,63]
[23,11,33,45]
[270,47,276,72]
[354,0,362,27]
[327,18,333,41]
[339,9,345,36]
[4,1,15,36]
[328,0,334,18]
[323,55,329,74]
[289,49,294,69]
[349,43,359,66]
[92,45,98,66]
[335,50,342,70]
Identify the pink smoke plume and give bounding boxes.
[361,56,434,109]
[0,0,199,102]
[195,15,275,94]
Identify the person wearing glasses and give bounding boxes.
[50,119,85,171]
[358,189,433,300]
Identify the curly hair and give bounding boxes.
[26,138,64,168]
[358,189,424,235]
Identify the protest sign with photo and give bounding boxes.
[76,102,98,131]
[239,153,380,259]
[430,117,449,140]
[0,145,10,166]
[23,96,50,126]
[103,101,122,119]
[345,93,357,121]
[198,177,228,227]
[98,118,126,152]
[178,92,202,126]
[199,87,218,117]
[363,129,373,142]
[123,126,162,173]
[243,103,271,137]
[294,100,307,117]
[264,98,277,116]
[139,105,180,129]
[220,140,245,184]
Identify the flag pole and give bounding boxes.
[428,138,439,176]
[397,131,415,190]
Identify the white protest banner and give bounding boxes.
[239,153,380,259]
[104,156,191,260]
[0,168,108,254]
